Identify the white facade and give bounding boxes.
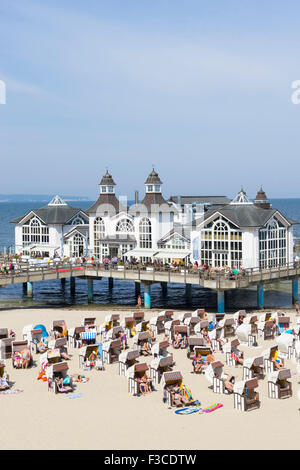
[12,177,297,269]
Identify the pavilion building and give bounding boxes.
[11,173,298,269]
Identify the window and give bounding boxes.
[200,217,242,268]
[259,219,287,268]
[70,233,85,258]
[116,218,134,233]
[147,185,153,192]
[94,217,105,259]
[108,186,114,193]
[154,185,161,192]
[71,216,86,225]
[22,217,49,246]
[139,218,152,249]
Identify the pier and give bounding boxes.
[0,261,299,311]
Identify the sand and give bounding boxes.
[0,306,300,450]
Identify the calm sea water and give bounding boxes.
[0,199,299,311]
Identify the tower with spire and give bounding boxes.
[254,186,271,209]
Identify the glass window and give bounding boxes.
[139,218,152,249]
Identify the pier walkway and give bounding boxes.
[0,261,299,311]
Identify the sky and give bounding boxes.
[1,0,300,200]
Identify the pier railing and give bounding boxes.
[0,260,299,287]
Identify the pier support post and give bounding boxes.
[292,278,299,305]
[61,278,66,289]
[70,277,76,296]
[185,284,192,305]
[88,279,94,303]
[22,282,27,295]
[108,277,114,289]
[135,282,141,296]
[161,282,168,295]
[27,281,33,298]
[257,283,264,310]
[217,290,225,313]
[143,282,151,309]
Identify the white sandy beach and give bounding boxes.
[1,306,300,450]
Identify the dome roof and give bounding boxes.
[144,169,162,185]
[255,186,268,201]
[99,170,116,186]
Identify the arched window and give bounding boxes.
[22,217,49,246]
[94,217,105,259]
[116,218,134,233]
[139,218,152,249]
[71,233,84,258]
[200,217,242,268]
[72,216,85,225]
[94,217,105,240]
[259,218,286,268]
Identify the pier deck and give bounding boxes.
[0,262,299,290]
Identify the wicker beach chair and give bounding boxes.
[150,355,174,384]
[276,332,295,359]
[102,339,121,364]
[127,363,150,395]
[68,326,85,348]
[0,338,14,360]
[12,341,33,369]
[0,328,8,340]
[233,378,260,411]
[192,345,213,374]
[151,340,172,358]
[133,331,152,355]
[268,369,292,399]
[0,361,10,390]
[79,344,102,369]
[222,339,243,366]
[149,314,165,336]
[187,336,205,359]
[46,361,73,394]
[184,316,200,335]
[243,356,264,380]
[119,349,139,376]
[51,320,68,338]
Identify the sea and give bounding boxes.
[0,199,299,311]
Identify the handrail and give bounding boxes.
[0,260,299,284]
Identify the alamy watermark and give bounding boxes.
[0,80,6,104]
[291,80,300,104]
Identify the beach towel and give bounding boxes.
[0,389,24,395]
[66,393,83,399]
[175,406,201,415]
[201,403,223,413]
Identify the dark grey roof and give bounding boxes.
[198,204,299,228]
[11,205,88,225]
[157,224,191,244]
[144,169,163,185]
[64,225,89,239]
[99,171,116,186]
[169,195,230,205]
[86,194,127,216]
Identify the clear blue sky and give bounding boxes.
[1,0,300,200]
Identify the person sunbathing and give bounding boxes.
[221,373,235,393]
[139,374,152,395]
[173,332,182,348]
[35,340,48,354]
[13,352,23,369]
[272,356,284,370]
[88,351,98,367]
[231,351,244,365]
[181,335,188,349]
[148,329,155,342]
[21,348,31,369]
[141,340,152,356]
[201,329,211,344]
[170,386,190,407]
[0,376,10,390]
[60,347,71,360]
